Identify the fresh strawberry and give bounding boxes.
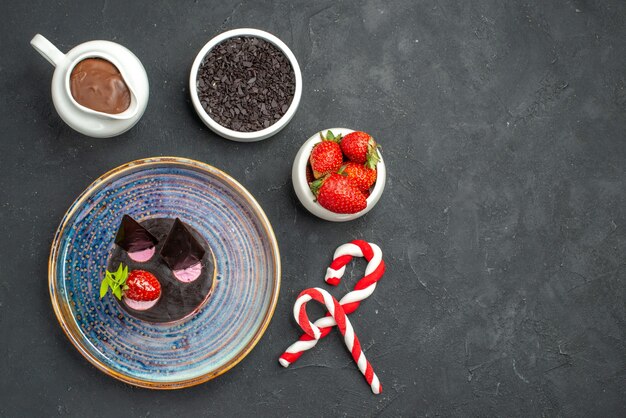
[340,131,380,168]
[342,162,377,192]
[125,270,161,301]
[100,264,161,309]
[305,163,315,183]
[309,130,343,179]
[310,173,367,214]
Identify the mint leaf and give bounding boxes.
[101,262,129,300]
[99,279,109,299]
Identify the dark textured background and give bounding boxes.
[1,1,625,416]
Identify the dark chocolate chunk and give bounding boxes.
[196,36,296,132]
[115,214,158,253]
[160,218,206,270]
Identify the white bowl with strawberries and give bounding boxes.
[292,128,386,222]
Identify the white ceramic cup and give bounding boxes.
[31,34,149,138]
[292,128,386,222]
[189,28,302,142]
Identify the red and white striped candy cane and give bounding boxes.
[279,240,385,367]
[294,287,382,394]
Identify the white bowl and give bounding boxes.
[292,128,386,222]
[189,28,302,142]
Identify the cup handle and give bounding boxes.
[30,34,65,67]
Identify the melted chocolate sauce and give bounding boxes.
[70,58,131,114]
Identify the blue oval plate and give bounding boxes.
[48,157,281,389]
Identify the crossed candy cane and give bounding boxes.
[279,240,385,393]
[279,240,385,366]
[293,287,383,394]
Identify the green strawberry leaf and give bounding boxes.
[365,145,381,170]
[309,174,329,197]
[320,130,342,143]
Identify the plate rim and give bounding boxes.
[48,156,281,389]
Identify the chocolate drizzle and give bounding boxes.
[114,214,158,252]
[160,218,206,270]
